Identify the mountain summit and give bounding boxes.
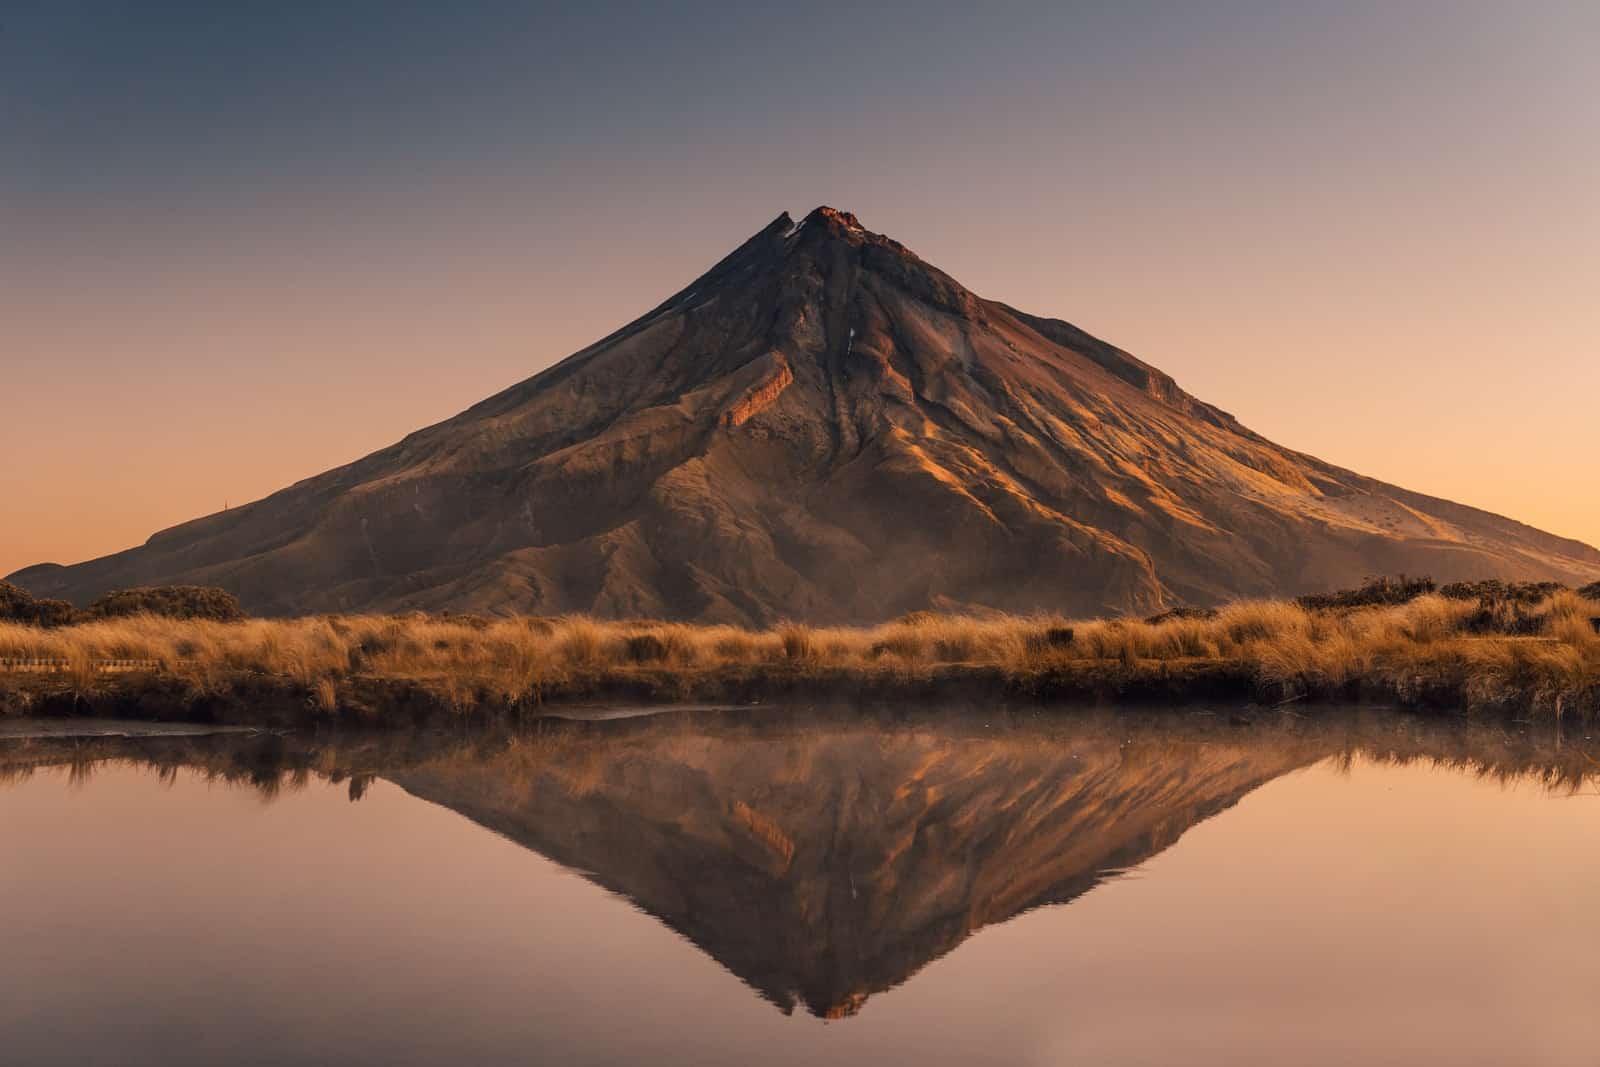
[13,207,1600,620]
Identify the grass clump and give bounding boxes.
[554,618,607,668]
[778,623,817,663]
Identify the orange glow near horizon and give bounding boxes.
[4,5,1597,577]
[5,200,1597,578]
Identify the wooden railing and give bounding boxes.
[0,658,165,674]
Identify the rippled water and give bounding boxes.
[3,707,1600,1066]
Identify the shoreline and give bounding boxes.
[5,705,1599,812]
[0,655,1587,728]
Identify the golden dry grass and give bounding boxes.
[0,589,1597,718]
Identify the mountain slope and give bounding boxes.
[13,206,1600,621]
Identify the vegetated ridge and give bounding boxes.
[11,207,1600,622]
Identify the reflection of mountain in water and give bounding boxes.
[386,713,1327,1017]
[4,710,1596,1020]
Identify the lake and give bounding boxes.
[3,707,1599,1066]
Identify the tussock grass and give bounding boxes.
[777,622,818,663]
[2,584,1598,720]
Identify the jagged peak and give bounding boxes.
[770,206,870,243]
[802,205,864,232]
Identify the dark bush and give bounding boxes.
[1439,580,1564,604]
[87,585,246,622]
[1144,606,1219,625]
[1580,582,1600,601]
[1298,575,1436,611]
[0,580,80,627]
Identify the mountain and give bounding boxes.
[12,206,1599,621]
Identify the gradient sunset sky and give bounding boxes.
[4,1,1597,576]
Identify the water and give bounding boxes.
[3,707,1600,1066]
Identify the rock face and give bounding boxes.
[13,206,1600,621]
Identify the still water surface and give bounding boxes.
[3,708,1600,1066]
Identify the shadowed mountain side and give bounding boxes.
[384,715,1328,1017]
[11,208,1599,621]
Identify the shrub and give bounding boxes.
[87,586,245,622]
[1580,582,1600,601]
[0,581,80,627]
[1440,580,1564,604]
[1298,575,1435,611]
[1144,606,1219,625]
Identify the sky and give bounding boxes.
[3,1,1597,576]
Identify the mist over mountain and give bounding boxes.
[13,207,1599,621]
